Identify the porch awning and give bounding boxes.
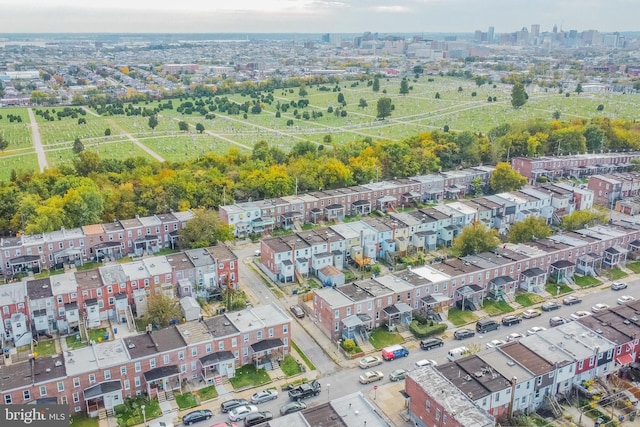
[54,248,82,258]
[457,284,484,296]
[616,354,634,366]
[342,315,364,329]
[490,276,516,286]
[551,260,575,269]
[143,365,179,382]
[94,241,121,250]
[521,268,546,277]
[84,380,122,400]
[9,255,40,264]
[383,302,412,316]
[251,338,284,353]
[199,350,235,366]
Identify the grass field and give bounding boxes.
[1,75,640,181]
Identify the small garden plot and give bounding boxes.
[369,328,404,350]
[228,364,271,389]
[482,299,515,315]
[574,275,601,288]
[447,308,478,326]
[194,385,218,401]
[280,354,303,377]
[515,293,545,307]
[545,282,573,296]
[175,393,198,410]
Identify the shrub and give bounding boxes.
[410,320,447,338]
[341,339,356,352]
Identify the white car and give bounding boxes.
[571,310,592,320]
[617,295,636,305]
[359,356,383,369]
[591,303,610,313]
[526,326,547,336]
[415,359,438,368]
[228,405,259,421]
[250,389,278,404]
[522,309,542,319]
[506,332,524,342]
[486,339,506,349]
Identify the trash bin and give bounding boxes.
[103,333,109,341]
[292,289,298,295]
[4,348,9,359]
[113,327,118,335]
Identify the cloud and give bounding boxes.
[371,5,411,12]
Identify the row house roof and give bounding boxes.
[0,355,67,393]
[499,342,554,376]
[50,272,80,296]
[0,281,27,306]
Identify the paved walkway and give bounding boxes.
[107,119,165,162]
[27,108,48,172]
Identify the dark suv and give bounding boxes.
[501,315,522,327]
[420,337,444,350]
[541,301,561,312]
[221,399,249,413]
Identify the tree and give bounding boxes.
[400,78,409,95]
[178,121,189,132]
[596,104,604,111]
[472,177,483,197]
[72,138,84,154]
[148,115,158,130]
[552,111,561,120]
[145,293,182,328]
[298,84,308,97]
[196,123,205,133]
[413,65,424,75]
[451,222,500,257]
[0,135,8,151]
[435,92,440,99]
[358,98,368,109]
[490,162,527,193]
[510,82,528,109]
[376,97,393,119]
[575,83,583,94]
[178,208,233,249]
[372,77,380,92]
[104,128,111,136]
[562,210,608,231]
[508,216,552,243]
[337,92,345,103]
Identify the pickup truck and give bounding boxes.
[287,380,321,401]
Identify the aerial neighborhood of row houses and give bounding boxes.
[2,151,640,425]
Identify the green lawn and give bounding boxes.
[175,393,198,410]
[114,396,161,427]
[34,339,57,356]
[447,308,478,326]
[228,364,271,389]
[627,261,640,274]
[602,267,628,281]
[70,414,99,427]
[545,282,573,296]
[88,327,109,342]
[195,385,218,402]
[515,293,545,307]
[482,299,515,315]
[65,334,87,349]
[369,328,404,350]
[280,354,303,377]
[574,275,602,288]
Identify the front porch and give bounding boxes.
[576,253,602,276]
[325,204,345,222]
[351,200,372,216]
[93,241,124,263]
[488,276,517,301]
[550,260,576,285]
[251,338,287,371]
[133,235,160,257]
[84,380,123,418]
[8,255,41,276]
[281,212,303,231]
[382,302,412,331]
[420,294,450,322]
[199,350,236,384]
[53,247,84,269]
[456,285,484,311]
[143,366,181,399]
[519,268,547,293]
[628,240,640,261]
[603,247,628,269]
[341,314,373,344]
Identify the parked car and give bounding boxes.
[279,401,307,416]
[486,339,506,349]
[389,369,408,382]
[359,371,384,384]
[359,356,383,369]
[250,389,278,404]
[221,399,250,413]
[244,411,273,427]
[290,305,305,319]
[522,309,542,319]
[420,337,444,350]
[182,410,213,425]
[415,359,438,368]
[526,326,547,335]
[571,310,592,320]
[549,316,570,327]
[611,282,628,291]
[618,295,636,305]
[563,296,582,305]
[506,332,524,342]
[454,328,476,340]
[541,301,561,312]
[591,303,610,313]
[228,406,259,422]
[501,315,522,326]
[476,318,500,333]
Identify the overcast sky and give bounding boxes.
[1,0,637,34]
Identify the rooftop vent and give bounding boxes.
[54,360,62,367]
[223,322,230,326]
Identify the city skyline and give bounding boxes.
[1,0,639,34]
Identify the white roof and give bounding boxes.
[0,281,27,306]
[50,272,79,296]
[407,265,451,283]
[142,257,172,276]
[64,339,131,376]
[120,261,151,281]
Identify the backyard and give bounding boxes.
[447,308,478,326]
[515,293,545,307]
[228,364,271,389]
[34,339,57,356]
[368,328,404,350]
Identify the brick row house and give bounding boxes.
[0,211,194,278]
[0,245,238,344]
[311,220,640,342]
[407,300,640,422]
[0,304,291,416]
[220,167,496,237]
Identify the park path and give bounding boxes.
[81,106,101,117]
[27,108,49,172]
[107,119,165,162]
[163,116,252,151]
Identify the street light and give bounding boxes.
[556,285,560,298]
[326,384,330,402]
[141,405,146,427]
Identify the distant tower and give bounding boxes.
[553,24,558,33]
[531,24,540,38]
[488,26,495,44]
